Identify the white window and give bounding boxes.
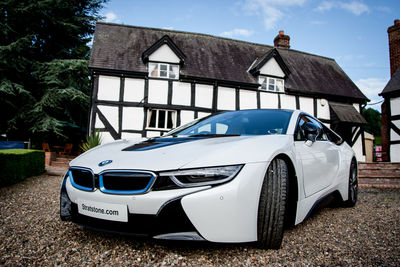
[259,76,284,92]
[148,63,179,79]
[147,109,177,130]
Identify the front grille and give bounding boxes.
[99,171,156,194]
[69,168,94,191]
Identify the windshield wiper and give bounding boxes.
[186,134,241,137]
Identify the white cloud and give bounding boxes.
[104,12,119,23]
[221,28,254,37]
[314,1,369,16]
[310,20,326,25]
[355,78,388,104]
[314,1,335,12]
[163,27,174,30]
[243,0,306,30]
[376,6,391,13]
[340,1,369,16]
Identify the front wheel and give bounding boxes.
[343,159,358,207]
[257,158,288,249]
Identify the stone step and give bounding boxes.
[359,170,400,178]
[52,158,70,164]
[359,177,400,189]
[359,183,400,189]
[358,177,400,184]
[50,161,70,168]
[358,163,400,170]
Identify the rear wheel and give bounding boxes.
[257,158,288,249]
[343,159,358,207]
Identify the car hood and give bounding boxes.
[70,135,292,173]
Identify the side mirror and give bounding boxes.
[301,122,319,143]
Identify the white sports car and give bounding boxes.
[60,109,358,249]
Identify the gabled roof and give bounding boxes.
[380,67,400,97]
[142,35,186,65]
[249,49,291,77]
[90,22,368,102]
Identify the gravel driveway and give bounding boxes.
[0,173,399,266]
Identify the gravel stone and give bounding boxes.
[0,174,399,266]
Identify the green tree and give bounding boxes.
[0,0,106,145]
[362,108,381,145]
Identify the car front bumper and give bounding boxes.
[60,161,268,243]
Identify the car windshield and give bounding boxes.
[165,109,293,137]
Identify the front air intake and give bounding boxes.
[99,171,156,194]
[69,168,94,191]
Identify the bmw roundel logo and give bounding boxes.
[98,160,113,167]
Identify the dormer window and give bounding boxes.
[259,76,284,92]
[148,62,179,79]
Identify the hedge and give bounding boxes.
[0,149,45,187]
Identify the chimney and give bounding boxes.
[274,30,290,49]
[388,19,400,76]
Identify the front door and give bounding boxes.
[294,115,340,197]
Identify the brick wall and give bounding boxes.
[388,19,400,76]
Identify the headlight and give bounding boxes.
[159,165,243,187]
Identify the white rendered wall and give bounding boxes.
[260,92,278,109]
[172,82,191,106]
[391,97,400,116]
[180,110,195,125]
[124,78,145,102]
[390,120,400,141]
[353,103,360,112]
[259,58,285,78]
[195,84,213,108]
[121,132,142,139]
[317,99,330,120]
[148,80,168,104]
[391,144,400,162]
[299,97,314,115]
[353,134,366,162]
[148,44,180,63]
[97,105,119,133]
[99,131,115,144]
[240,90,257,109]
[280,94,296,110]
[122,107,144,131]
[94,114,104,128]
[217,86,236,110]
[390,97,400,162]
[198,112,211,119]
[146,131,161,137]
[97,75,120,101]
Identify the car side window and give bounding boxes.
[294,116,307,141]
[322,124,343,145]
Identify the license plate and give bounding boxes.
[77,199,128,222]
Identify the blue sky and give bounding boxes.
[99,0,400,111]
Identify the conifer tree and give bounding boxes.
[0,0,106,144]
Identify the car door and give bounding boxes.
[294,115,340,197]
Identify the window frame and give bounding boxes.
[146,108,177,131]
[258,76,285,92]
[148,62,180,80]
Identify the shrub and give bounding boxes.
[0,149,45,187]
[80,131,102,152]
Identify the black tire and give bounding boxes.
[343,158,358,207]
[257,158,288,249]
